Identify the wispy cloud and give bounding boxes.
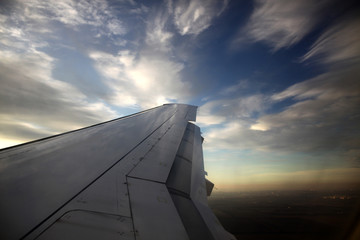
[249,17,360,154]
[0,46,117,146]
[203,64,360,155]
[204,11,360,164]
[0,3,121,148]
[145,8,174,52]
[89,1,227,109]
[219,80,249,96]
[1,0,213,148]
[172,0,228,35]
[11,0,129,40]
[302,17,360,64]
[106,19,127,36]
[197,93,268,127]
[235,0,323,51]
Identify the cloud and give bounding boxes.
[302,17,360,65]
[89,50,190,109]
[19,0,97,27]
[202,64,360,159]
[197,101,227,126]
[236,0,323,51]
[203,13,360,161]
[197,94,267,127]
[0,0,227,149]
[0,47,117,127]
[172,0,228,35]
[272,69,360,103]
[203,63,360,154]
[9,0,128,39]
[88,1,220,109]
[0,0,198,150]
[0,9,118,148]
[144,0,229,51]
[145,8,174,52]
[106,19,127,36]
[219,80,249,96]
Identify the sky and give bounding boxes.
[1,0,359,192]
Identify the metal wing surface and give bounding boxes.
[0,104,236,240]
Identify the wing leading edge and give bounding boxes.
[0,103,236,240]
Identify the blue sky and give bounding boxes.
[1,0,359,191]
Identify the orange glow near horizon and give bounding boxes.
[207,167,360,192]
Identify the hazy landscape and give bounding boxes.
[209,190,360,240]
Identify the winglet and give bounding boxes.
[205,179,214,196]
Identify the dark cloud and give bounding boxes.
[204,12,360,159]
[302,17,360,65]
[203,67,359,155]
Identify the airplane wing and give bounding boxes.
[0,103,236,240]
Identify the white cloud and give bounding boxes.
[250,122,268,131]
[11,0,127,39]
[107,19,127,35]
[197,94,267,128]
[0,10,118,148]
[0,46,118,121]
[89,51,134,80]
[237,0,322,51]
[197,115,226,126]
[89,50,190,109]
[39,0,107,27]
[0,0,214,149]
[145,10,174,52]
[144,0,228,52]
[197,101,226,126]
[219,80,249,95]
[172,0,228,35]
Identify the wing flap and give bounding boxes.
[127,177,189,240]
